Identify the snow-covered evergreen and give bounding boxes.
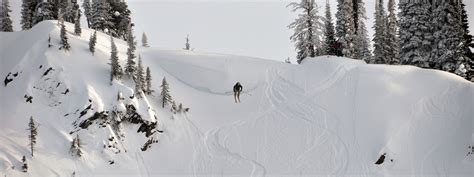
[458,0,474,81]
[59,20,70,51]
[82,0,92,28]
[288,0,323,63]
[21,0,37,30]
[145,67,153,95]
[90,0,113,33]
[28,117,38,157]
[335,0,355,58]
[353,0,371,62]
[125,25,137,78]
[386,0,400,64]
[160,77,172,108]
[322,0,336,56]
[63,1,80,24]
[398,0,433,68]
[33,1,55,25]
[142,32,150,47]
[74,10,81,36]
[110,36,123,83]
[0,0,13,32]
[373,0,388,64]
[431,0,464,72]
[89,31,97,55]
[135,56,145,98]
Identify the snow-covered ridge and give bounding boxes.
[1,21,473,177]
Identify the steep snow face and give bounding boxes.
[1,21,474,177]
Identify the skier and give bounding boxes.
[233,82,243,103]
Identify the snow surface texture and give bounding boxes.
[1,21,473,177]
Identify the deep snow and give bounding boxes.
[0,21,473,177]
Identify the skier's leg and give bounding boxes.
[237,91,241,103]
[234,92,237,103]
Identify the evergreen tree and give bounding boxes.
[288,0,323,63]
[63,1,80,24]
[70,135,82,157]
[385,0,400,64]
[90,0,113,33]
[323,0,336,56]
[336,0,356,58]
[431,0,464,73]
[353,0,371,61]
[21,0,37,30]
[398,0,433,68]
[21,155,28,172]
[89,31,97,55]
[33,1,55,25]
[160,77,172,108]
[82,0,92,28]
[125,25,137,78]
[458,0,474,81]
[28,117,38,157]
[74,10,81,36]
[0,0,13,32]
[110,36,123,84]
[184,35,191,50]
[109,0,132,39]
[59,20,70,51]
[145,67,153,95]
[142,32,149,47]
[135,56,145,98]
[373,0,388,64]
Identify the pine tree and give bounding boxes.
[108,0,132,39]
[89,31,97,55]
[74,10,81,36]
[28,117,38,157]
[110,36,123,84]
[184,35,191,50]
[145,67,153,95]
[33,1,55,25]
[160,77,172,108]
[398,0,433,68]
[353,0,371,61]
[458,0,474,81]
[90,0,113,33]
[0,0,13,32]
[63,1,80,24]
[82,0,92,28]
[135,56,145,98]
[21,0,37,30]
[125,25,137,78]
[142,32,150,47]
[385,0,399,64]
[323,0,336,56]
[336,0,356,58]
[288,0,323,63]
[70,135,83,157]
[59,20,71,51]
[373,0,388,64]
[431,0,464,73]
[21,155,28,172]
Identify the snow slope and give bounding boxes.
[1,21,473,177]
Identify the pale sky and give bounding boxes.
[6,0,474,62]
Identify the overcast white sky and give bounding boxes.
[7,0,474,62]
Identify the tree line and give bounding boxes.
[288,0,473,82]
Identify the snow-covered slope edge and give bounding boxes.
[1,21,473,177]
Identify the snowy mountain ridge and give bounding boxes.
[0,21,473,177]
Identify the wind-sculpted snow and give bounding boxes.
[1,21,473,177]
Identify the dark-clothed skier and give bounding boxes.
[233,82,243,103]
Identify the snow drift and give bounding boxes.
[0,21,473,177]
